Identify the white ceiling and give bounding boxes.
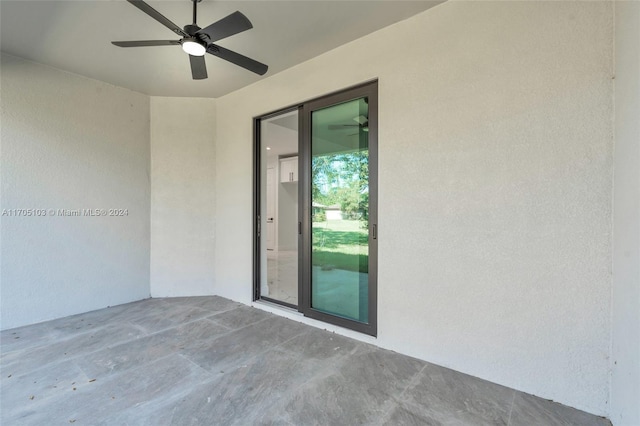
[0,1,442,98]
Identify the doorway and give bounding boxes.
[258,109,300,308]
[254,81,377,335]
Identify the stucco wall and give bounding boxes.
[611,2,640,425]
[214,1,613,415]
[0,54,150,329]
[150,97,216,297]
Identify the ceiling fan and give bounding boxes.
[112,0,268,80]
[328,115,369,133]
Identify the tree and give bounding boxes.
[312,150,369,222]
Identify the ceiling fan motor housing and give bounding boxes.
[183,24,201,36]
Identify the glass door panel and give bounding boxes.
[310,98,370,323]
[259,110,299,307]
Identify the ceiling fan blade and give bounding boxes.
[126,0,188,37]
[328,124,359,130]
[207,45,268,75]
[189,55,208,80]
[112,40,180,47]
[196,11,253,43]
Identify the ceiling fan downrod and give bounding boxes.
[184,0,204,37]
[192,0,200,26]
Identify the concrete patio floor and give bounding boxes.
[1,296,610,425]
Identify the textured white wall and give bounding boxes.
[611,2,640,425]
[0,54,150,330]
[215,1,613,415]
[150,97,216,297]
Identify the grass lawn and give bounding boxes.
[312,219,368,273]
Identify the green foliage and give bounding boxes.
[312,150,369,222]
[312,210,326,222]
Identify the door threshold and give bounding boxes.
[251,299,377,345]
[253,298,301,315]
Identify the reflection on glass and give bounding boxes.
[260,111,299,306]
[311,98,369,323]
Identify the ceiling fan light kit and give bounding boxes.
[181,38,206,56]
[112,0,268,80]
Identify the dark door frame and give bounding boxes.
[253,80,378,336]
[252,105,301,310]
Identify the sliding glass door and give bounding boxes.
[309,98,371,323]
[255,81,377,335]
[256,109,300,308]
